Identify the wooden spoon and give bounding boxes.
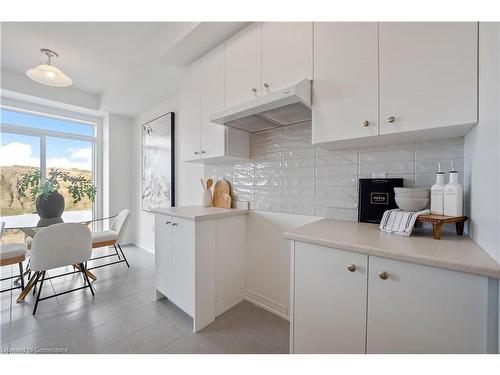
[206,179,213,189]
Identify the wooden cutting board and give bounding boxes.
[219,193,232,209]
[212,179,231,208]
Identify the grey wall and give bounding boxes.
[205,122,464,221]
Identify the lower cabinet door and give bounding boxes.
[171,217,195,317]
[154,215,172,297]
[293,242,368,353]
[367,256,491,354]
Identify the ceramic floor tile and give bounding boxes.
[99,318,187,354]
[71,318,129,353]
[2,246,289,354]
[156,334,215,354]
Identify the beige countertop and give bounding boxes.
[151,205,248,221]
[284,219,500,279]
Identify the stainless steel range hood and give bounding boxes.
[210,79,311,133]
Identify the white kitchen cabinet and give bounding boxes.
[379,22,478,136]
[261,22,313,94]
[292,242,368,354]
[180,47,249,163]
[312,22,379,144]
[179,60,201,162]
[154,215,194,316]
[224,23,262,107]
[154,215,173,298]
[313,22,478,149]
[366,256,493,354]
[200,44,226,160]
[200,44,249,162]
[154,212,246,332]
[290,240,497,354]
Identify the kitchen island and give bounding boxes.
[153,206,248,332]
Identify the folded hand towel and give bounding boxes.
[379,209,430,237]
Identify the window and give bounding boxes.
[1,107,99,242]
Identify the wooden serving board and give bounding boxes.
[212,179,231,208]
[416,214,468,240]
[219,193,232,209]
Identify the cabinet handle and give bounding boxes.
[361,120,369,127]
[194,151,199,155]
[201,150,206,154]
[264,82,270,91]
[165,221,171,225]
[378,271,389,280]
[386,116,396,123]
[251,88,258,96]
[172,222,178,227]
[347,264,356,272]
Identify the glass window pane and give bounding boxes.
[1,132,41,216]
[1,108,94,137]
[46,137,94,214]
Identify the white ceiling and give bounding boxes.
[1,22,248,116]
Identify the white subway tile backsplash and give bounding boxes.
[415,159,464,174]
[359,148,415,164]
[359,161,415,175]
[317,164,358,177]
[415,143,464,160]
[205,123,464,220]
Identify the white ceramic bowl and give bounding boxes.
[394,187,430,198]
[395,197,429,212]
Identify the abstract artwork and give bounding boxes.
[142,112,175,211]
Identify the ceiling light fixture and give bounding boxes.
[26,48,73,87]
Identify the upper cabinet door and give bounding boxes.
[201,44,226,159]
[179,60,201,162]
[261,22,313,93]
[225,23,262,107]
[312,22,379,144]
[379,22,478,135]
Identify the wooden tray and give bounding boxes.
[416,214,468,240]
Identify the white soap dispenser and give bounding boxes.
[430,162,445,215]
[443,161,463,216]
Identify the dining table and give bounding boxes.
[1,210,116,302]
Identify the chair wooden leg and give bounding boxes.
[79,263,95,296]
[16,272,38,303]
[33,271,46,315]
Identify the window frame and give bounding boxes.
[0,104,103,224]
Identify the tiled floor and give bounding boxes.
[0,245,289,354]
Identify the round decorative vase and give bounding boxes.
[36,191,65,218]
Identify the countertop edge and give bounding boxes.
[284,232,500,280]
[151,208,248,221]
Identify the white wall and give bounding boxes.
[245,210,319,318]
[130,96,204,252]
[463,22,500,353]
[102,114,133,243]
[464,23,500,264]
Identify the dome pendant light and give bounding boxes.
[26,48,73,87]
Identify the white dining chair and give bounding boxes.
[29,223,93,315]
[0,222,26,293]
[89,209,131,269]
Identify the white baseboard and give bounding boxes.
[245,289,289,321]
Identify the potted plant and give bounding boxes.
[17,168,96,218]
